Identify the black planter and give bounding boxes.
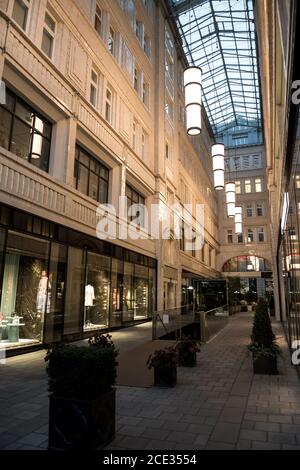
[48,389,115,450]
[253,355,278,375]
[179,351,197,367]
[154,364,177,387]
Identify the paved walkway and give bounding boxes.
[0,314,300,450]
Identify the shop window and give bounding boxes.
[134,264,149,319]
[64,246,85,335]
[74,145,109,204]
[0,231,49,349]
[83,252,110,331]
[12,0,30,31]
[0,87,52,172]
[41,11,56,59]
[110,258,123,328]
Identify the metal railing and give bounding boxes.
[152,304,229,342]
[198,305,229,343]
[152,306,195,340]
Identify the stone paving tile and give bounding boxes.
[1,313,300,451]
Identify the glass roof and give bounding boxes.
[170,0,261,138]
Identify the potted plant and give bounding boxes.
[248,298,281,374]
[45,334,118,450]
[176,335,201,367]
[147,347,178,387]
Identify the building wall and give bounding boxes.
[0,0,220,349]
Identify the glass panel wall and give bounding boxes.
[110,258,123,327]
[64,247,85,336]
[44,242,67,343]
[134,264,148,319]
[0,231,49,348]
[122,261,134,322]
[84,252,110,331]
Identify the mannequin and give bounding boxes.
[85,284,95,327]
[36,270,48,312]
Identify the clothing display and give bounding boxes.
[36,271,48,312]
[85,284,95,307]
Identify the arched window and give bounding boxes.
[222,255,271,273]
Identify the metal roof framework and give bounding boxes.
[169,0,261,137]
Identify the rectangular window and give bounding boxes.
[94,3,102,37]
[12,0,30,30]
[0,86,51,172]
[165,142,170,160]
[247,229,254,243]
[74,145,109,204]
[237,233,243,243]
[141,129,146,160]
[192,231,196,257]
[165,94,174,120]
[105,86,112,124]
[245,179,252,193]
[132,120,137,152]
[41,11,56,59]
[90,69,98,107]
[258,227,265,242]
[246,204,253,217]
[108,27,115,55]
[255,177,262,192]
[143,34,151,58]
[235,180,241,194]
[126,184,145,227]
[295,174,300,189]
[227,230,233,244]
[134,68,140,94]
[142,80,149,108]
[180,222,185,251]
[256,203,263,216]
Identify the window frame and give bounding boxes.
[12,0,30,31]
[41,10,56,60]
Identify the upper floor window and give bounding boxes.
[227,230,233,244]
[142,80,149,108]
[256,203,263,216]
[90,69,98,107]
[134,67,140,94]
[41,11,56,59]
[0,87,51,172]
[245,178,252,193]
[246,204,252,217]
[165,142,170,160]
[144,34,151,58]
[94,3,103,37]
[125,184,145,227]
[132,120,137,152]
[258,227,265,242]
[165,93,174,120]
[235,180,241,194]
[255,177,262,192]
[105,86,113,124]
[12,0,30,31]
[141,129,146,161]
[247,228,254,243]
[74,145,109,204]
[237,233,243,243]
[108,27,115,55]
[295,174,300,189]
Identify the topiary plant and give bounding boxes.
[248,298,281,360]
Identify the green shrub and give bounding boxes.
[248,298,281,360]
[45,343,118,400]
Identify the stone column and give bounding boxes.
[49,117,77,186]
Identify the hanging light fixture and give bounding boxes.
[184,66,202,135]
[225,181,236,217]
[234,206,242,234]
[211,143,225,190]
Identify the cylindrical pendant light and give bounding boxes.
[225,182,236,217]
[234,206,242,234]
[212,143,225,190]
[184,66,202,135]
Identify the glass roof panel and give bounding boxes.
[170,0,262,139]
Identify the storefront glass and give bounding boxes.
[84,252,110,331]
[134,265,148,319]
[64,247,85,336]
[0,231,49,348]
[110,258,123,327]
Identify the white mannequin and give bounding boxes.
[85,284,95,307]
